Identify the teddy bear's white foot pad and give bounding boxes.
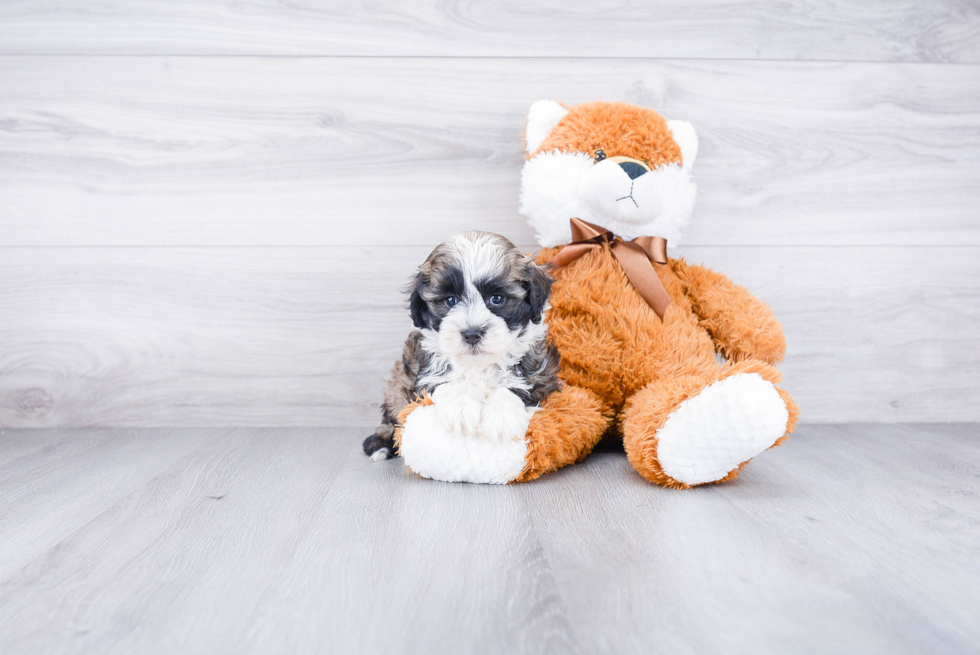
[656,373,789,486]
[399,405,527,484]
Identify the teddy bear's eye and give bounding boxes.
[594,150,607,162]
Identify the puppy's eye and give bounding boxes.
[594,149,606,163]
[444,296,458,308]
[488,295,504,307]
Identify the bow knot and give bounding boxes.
[547,217,671,319]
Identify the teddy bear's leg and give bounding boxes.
[514,384,612,483]
[620,359,799,489]
[393,384,610,484]
[395,392,532,484]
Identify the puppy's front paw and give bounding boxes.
[363,433,393,461]
[432,383,485,435]
[480,388,532,442]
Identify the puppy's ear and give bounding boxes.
[408,272,431,329]
[522,260,553,324]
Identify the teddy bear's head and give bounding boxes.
[519,100,698,248]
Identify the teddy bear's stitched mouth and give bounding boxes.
[616,180,639,208]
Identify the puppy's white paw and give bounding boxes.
[432,383,485,435]
[370,448,390,462]
[480,388,532,442]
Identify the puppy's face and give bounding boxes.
[409,232,551,368]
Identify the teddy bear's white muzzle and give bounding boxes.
[579,159,667,225]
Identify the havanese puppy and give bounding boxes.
[363,231,560,461]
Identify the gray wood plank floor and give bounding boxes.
[3,54,979,427]
[1,1,977,62]
[1,424,977,654]
[3,58,978,248]
[2,246,978,427]
[4,5,979,429]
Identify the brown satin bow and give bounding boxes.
[547,217,671,319]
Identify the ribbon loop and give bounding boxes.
[547,218,671,319]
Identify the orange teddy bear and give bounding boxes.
[395,100,797,488]
[515,100,799,488]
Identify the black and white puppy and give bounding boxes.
[363,231,560,461]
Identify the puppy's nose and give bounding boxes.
[618,161,648,180]
[461,327,485,345]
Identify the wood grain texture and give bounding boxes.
[2,57,979,248]
[0,425,977,654]
[523,423,980,654]
[0,428,353,654]
[1,245,977,427]
[0,428,215,580]
[0,1,978,62]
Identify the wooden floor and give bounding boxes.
[1,424,977,654]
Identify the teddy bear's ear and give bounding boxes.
[524,100,569,153]
[667,120,698,173]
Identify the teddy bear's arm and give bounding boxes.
[672,259,786,364]
[394,391,434,455]
[515,384,611,483]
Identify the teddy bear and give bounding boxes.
[394,100,797,488]
[516,99,799,488]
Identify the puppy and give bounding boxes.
[363,231,560,461]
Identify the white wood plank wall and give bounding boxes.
[1,2,978,427]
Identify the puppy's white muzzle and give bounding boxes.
[438,300,515,369]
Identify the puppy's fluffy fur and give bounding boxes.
[363,231,560,461]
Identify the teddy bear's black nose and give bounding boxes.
[618,161,648,180]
